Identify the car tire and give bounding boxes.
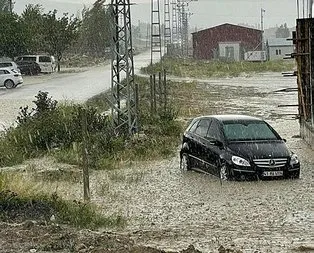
[4,80,15,89]
[180,153,191,171]
[219,162,232,181]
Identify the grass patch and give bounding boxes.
[0,172,125,229]
[141,57,296,78]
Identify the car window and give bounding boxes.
[207,120,222,140]
[223,121,279,141]
[194,119,211,138]
[188,120,199,133]
[0,69,9,74]
[23,57,37,62]
[0,63,12,67]
[39,56,51,62]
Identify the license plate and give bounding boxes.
[263,171,283,177]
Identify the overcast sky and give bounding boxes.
[15,0,301,29]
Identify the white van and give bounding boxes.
[16,55,55,73]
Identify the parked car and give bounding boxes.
[180,115,300,180]
[16,61,41,75]
[15,55,54,73]
[0,67,23,89]
[0,61,20,73]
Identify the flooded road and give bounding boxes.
[89,73,313,252]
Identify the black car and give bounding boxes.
[16,61,41,75]
[180,115,300,180]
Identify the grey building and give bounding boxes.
[266,38,294,60]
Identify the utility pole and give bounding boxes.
[176,0,197,57]
[110,0,138,135]
[310,0,313,17]
[261,8,266,51]
[151,0,162,65]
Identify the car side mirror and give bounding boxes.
[209,140,224,149]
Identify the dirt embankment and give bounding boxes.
[0,221,207,253]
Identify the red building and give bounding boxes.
[192,23,263,61]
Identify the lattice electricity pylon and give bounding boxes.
[171,0,178,44]
[181,4,189,56]
[164,0,172,50]
[177,1,182,53]
[110,0,138,135]
[151,0,162,65]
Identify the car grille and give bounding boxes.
[253,158,288,168]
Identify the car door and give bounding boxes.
[192,118,212,170]
[205,119,225,176]
[182,119,200,167]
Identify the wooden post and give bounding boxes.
[158,71,162,108]
[81,109,90,202]
[153,74,157,112]
[150,75,154,113]
[163,69,167,111]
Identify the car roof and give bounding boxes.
[195,114,263,123]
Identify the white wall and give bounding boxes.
[268,45,294,60]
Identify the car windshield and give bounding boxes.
[223,120,279,141]
[21,56,36,62]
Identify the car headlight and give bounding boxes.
[232,156,250,167]
[290,153,299,166]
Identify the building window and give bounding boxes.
[276,49,282,55]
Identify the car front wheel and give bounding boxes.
[4,79,15,89]
[180,153,191,171]
[220,163,232,181]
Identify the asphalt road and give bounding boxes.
[0,50,152,102]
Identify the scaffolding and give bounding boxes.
[110,0,138,135]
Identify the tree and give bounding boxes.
[275,23,290,38]
[20,4,45,54]
[0,0,13,13]
[42,10,81,72]
[76,3,111,57]
[0,12,27,58]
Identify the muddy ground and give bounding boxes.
[0,72,313,253]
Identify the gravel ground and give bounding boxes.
[0,72,313,253]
